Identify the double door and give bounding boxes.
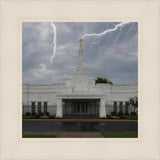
[74,102,88,114]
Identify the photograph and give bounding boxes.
[1,0,159,159]
[22,22,138,138]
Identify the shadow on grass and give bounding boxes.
[101,132,138,138]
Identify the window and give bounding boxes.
[31,102,35,114]
[113,101,117,113]
[38,102,41,114]
[119,101,123,113]
[44,102,47,113]
[125,102,129,114]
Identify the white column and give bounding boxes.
[56,98,63,118]
[99,98,106,118]
[76,48,85,75]
[79,49,83,66]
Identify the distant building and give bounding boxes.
[22,40,137,118]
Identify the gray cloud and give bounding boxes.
[23,22,138,84]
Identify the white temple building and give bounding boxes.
[22,39,138,118]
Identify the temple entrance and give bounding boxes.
[73,102,88,114]
[63,99,100,118]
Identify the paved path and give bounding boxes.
[23,132,103,138]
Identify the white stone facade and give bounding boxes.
[22,46,137,118]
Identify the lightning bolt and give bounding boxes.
[38,22,133,64]
[50,23,56,64]
[81,22,132,55]
[124,23,134,41]
[89,42,100,53]
[81,22,130,39]
[39,22,57,64]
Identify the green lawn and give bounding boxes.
[23,134,57,138]
[101,132,138,138]
[22,115,36,119]
[123,115,138,120]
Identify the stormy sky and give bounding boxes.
[22,22,138,84]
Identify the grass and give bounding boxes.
[22,134,57,138]
[106,114,138,120]
[123,115,138,120]
[22,132,137,138]
[22,115,36,119]
[22,115,55,119]
[101,132,138,138]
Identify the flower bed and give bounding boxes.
[35,114,55,119]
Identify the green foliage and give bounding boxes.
[45,112,50,116]
[111,112,117,115]
[106,114,138,120]
[49,114,55,119]
[95,77,113,85]
[111,116,120,119]
[39,116,49,119]
[25,112,31,116]
[22,115,36,119]
[22,134,57,138]
[118,112,123,115]
[122,115,138,120]
[131,112,137,115]
[129,97,138,108]
[129,96,138,113]
[31,112,37,116]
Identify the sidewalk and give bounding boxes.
[23,132,104,138]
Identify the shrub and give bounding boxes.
[49,114,55,119]
[39,115,49,119]
[35,115,40,119]
[45,112,50,116]
[120,115,125,119]
[37,113,43,116]
[111,112,116,115]
[112,116,120,119]
[25,112,31,116]
[35,113,43,118]
[118,112,123,115]
[23,115,36,119]
[31,112,36,116]
[131,112,137,115]
[124,112,129,115]
[106,114,112,119]
[123,115,138,120]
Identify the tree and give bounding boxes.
[129,96,138,113]
[95,77,113,85]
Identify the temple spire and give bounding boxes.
[80,38,82,47]
[75,38,85,75]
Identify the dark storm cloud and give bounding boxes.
[22,22,138,84]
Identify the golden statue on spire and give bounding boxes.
[80,38,82,47]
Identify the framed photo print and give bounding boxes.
[0,0,160,160]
